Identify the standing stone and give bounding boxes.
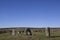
[17,31,19,34]
[26,28,32,35]
[12,29,15,35]
[45,27,50,37]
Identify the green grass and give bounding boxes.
[0,32,60,40]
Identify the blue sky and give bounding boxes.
[0,0,60,28]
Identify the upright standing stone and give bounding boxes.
[17,31,19,34]
[26,28,32,35]
[45,27,50,37]
[48,27,50,37]
[12,29,15,35]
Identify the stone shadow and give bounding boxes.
[50,36,60,38]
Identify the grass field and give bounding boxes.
[0,32,60,40]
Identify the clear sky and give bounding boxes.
[0,0,60,28]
